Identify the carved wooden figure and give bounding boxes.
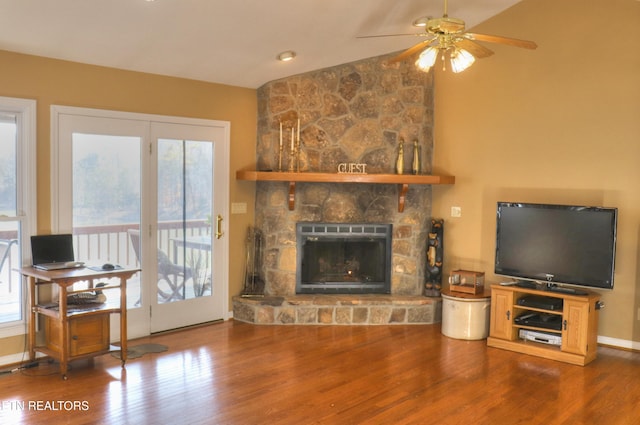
[424,218,444,297]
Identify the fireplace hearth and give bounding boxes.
[296,223,392,294]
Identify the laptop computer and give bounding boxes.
[31,234,84,271]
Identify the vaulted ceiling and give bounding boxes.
[0,0,523,88]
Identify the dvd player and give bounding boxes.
[517,295,564,311]
[519,329,562,346]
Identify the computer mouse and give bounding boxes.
[102,263,115,271]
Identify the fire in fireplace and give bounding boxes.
[296,223,392,294]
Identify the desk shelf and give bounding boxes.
[35,303,123,318]
[236,170,455,212]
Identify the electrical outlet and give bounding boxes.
[451,206,462,218]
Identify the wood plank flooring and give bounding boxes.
[1,320,639,424]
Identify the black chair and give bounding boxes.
[127,229,192,302]
[0,239,18,291]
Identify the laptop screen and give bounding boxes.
[31,234,75,265]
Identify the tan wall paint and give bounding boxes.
[0,49,257,358]
[432,0,640,342]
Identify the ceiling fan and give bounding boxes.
[360,0,537,73]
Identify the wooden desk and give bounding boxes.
[21,266,139,379]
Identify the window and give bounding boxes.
[0,97,36,337]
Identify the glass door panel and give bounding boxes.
[156,138,213,304]
[149,121,225,333]
[71,133,142,309]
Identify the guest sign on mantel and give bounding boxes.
[337,163,367,174]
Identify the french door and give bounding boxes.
[52,106,229,338]
[147,122,226,332]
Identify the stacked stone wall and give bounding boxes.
[255,53,435,296]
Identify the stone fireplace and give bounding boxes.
[232,52,443,325]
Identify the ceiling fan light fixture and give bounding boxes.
[450,48,475,73]
[415,47,438,72]
[277,51,297,62]
[412,16,431,27]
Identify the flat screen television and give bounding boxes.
[494,202,617,293]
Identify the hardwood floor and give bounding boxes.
[1,320,639,424]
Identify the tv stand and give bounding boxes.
[515,280,537,289]
[546,284,588,296]
[487,284,601,365]
[513,280,589,296]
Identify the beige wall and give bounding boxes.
[432,0,640,343]
[0,49,257,358]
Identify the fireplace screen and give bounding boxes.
[296,223,392,294]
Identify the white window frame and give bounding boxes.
[0,96,37,339]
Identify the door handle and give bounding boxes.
[216,215,224,239]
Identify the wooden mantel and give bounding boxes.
[236,170,455,212]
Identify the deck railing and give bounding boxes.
[0,220,211,292]
[73,220,211,266]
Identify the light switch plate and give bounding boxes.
[231,202,247,214]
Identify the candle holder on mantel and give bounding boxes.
[289,141,296,172]
[296,138,301,172]
[412,140,420,175]
[279,119,301,173]
[278,140,284,172]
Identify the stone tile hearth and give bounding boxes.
[233,294,442,325]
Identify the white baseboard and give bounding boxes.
[0,352,46,369]
[598,335,640,351]
[0,352,28,369]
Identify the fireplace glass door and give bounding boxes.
[296,223,392,294]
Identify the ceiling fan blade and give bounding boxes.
[357,33,428,39]
[455,38,494,59]
[387,38,436,64]
[465,33,537,49]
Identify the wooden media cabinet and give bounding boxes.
[487,284,602,366]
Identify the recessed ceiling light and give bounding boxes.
[412,16,431,27]
[277,51,297,62]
